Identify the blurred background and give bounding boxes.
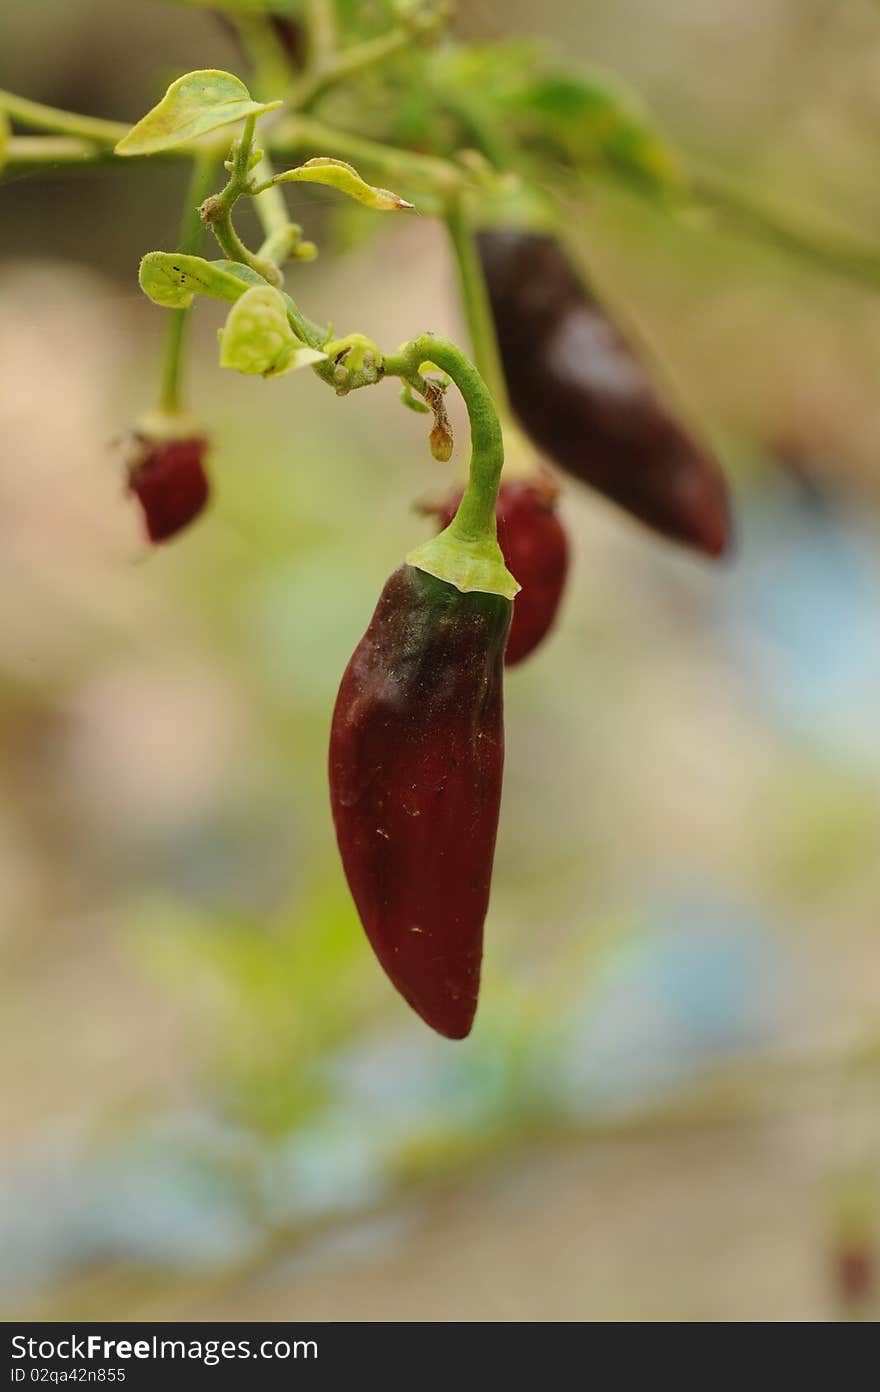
[3,0,880,1322]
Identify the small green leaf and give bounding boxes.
[273,157,414,211]
[115,69,282,156]
[138,252,259,308]
[219,285,326,378]
[0,111,9,175]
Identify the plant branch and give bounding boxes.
[1,134,117,176]
[289,8,448,112]
[0,101,465,203]
[688,160,880,292]
[0,87,129,144]
[199,117,283,285]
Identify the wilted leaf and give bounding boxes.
[115,69,281,156]
[273,157,413,211]
[219,285,326,377]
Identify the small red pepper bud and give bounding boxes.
[127,433,210,544]
[329,564,511,1038]
[476,229,731,558]
[431,474,569,667]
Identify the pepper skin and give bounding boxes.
[476,229,730,557]
[127,434,209,544]
[329,564,511,1038]
[434,476,569,667]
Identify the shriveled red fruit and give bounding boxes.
[432,475,569,666]
[127,434,209,544]
[329,565,511,1039]
[476,229,731,558]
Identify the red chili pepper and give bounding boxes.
[329,564,511,1038]
[431,474,569,667]
[127,434,209,544]
[476,229,731,557]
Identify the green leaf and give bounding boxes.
[273,157,414,211]
[138,252,259,308]
[513,70,682,193]
[0,111,9,176]
[219,285,326,378]
[115,69,281,156]
[210,259,268,289]
[138,254,329,351]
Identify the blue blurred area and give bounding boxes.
[716,469,880,769]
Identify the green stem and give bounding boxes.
[384,334,517,598]
[444,192,509,418]
[157,154,221,418]
[2,120,464,202]
[0,87,129,144]
[2,134,115,175]
[233,114,257,186]
[208,210,278,285]
[231,13,300,94]
[688,160,880,292]
[385,336,503,541]
[290,23,431,112]
[227,18,300,267]
[304,0,338,68]
[202,117,283,284]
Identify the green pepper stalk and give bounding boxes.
[384,334,519,600]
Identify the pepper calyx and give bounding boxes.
[406,524,519,599]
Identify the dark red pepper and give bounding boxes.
[329,563,511,1038]
[476,228,731,557]
[127,434,209,544]
[431,473,569,667]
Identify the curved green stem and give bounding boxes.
[211,208,280,285]
[384,334,518,598]
[157,153,221,419]
[201,117,283,284]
